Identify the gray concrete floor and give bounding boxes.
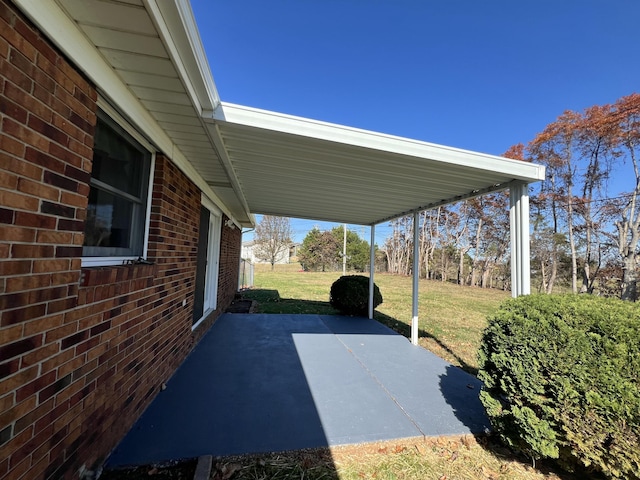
[107,314,490,467]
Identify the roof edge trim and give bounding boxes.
[145,0,221,115]
[214,102,546,183]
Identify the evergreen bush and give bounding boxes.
[478,294,640,479]
[329,275,382,315]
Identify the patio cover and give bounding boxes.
[208,103,545,227]
[15,0,544,302]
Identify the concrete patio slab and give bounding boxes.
[107,314,490,467]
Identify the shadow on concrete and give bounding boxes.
[438,364,489,434]
[107,314,335,467]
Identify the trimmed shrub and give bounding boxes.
[330,275,382,315]
[478,294,640,479]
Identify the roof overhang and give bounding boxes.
[15,0,545,229]
[208,103,545,226]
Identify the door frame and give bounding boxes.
[192,196,222,330]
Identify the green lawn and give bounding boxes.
[243,263,510,373]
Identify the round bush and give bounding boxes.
[329,275,382,315]
[478,294,640,479]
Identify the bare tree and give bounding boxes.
[612,94,640,300]
[253,216,293,270]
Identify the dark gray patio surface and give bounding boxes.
[107,314,490,467]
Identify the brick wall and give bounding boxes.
[0,2,241,478]
[0,0,96,477]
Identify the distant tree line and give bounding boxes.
[383,93,640,301]
[298,226,374,272]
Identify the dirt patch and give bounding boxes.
[99,458,197,480]
[225,299,255,313]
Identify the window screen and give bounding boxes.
[83,113,151,258]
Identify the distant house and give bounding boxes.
[241,240,295,265]
[0,1,543,479]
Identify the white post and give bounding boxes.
[368,224,376,319]
[510,182,531,297]
[343,224,347,276]
[411,212,420,345]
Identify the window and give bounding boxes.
[83,112,152,262]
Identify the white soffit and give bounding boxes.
[15,0,252,225]
[209,103,545,226]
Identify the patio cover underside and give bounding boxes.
[209,103,545,227]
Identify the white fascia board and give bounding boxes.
[144,0,221,116]
[215,102,546,183]
[13,0,237,223]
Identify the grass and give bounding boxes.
[212,437,580,480]
[231,263,585,480]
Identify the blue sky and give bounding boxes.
[191,0,639,245]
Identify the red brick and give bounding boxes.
[43,170,77,192]
[0,190,39,212]
[48,142,83,170]
[14,211,56,229]
[0,225,36,243]
[28,115,69,148]
[20,342,60,368]
[3,80,52,123]
[0,206,14,224]
[23,313,63,336]
[11,422,53,469]
[67,137,93,159]
[0,90,29,123]
[60,330,88,350]
[0,357,20,380]
[0,169,18,188]
[35,230,72,245]
[32,259,70,274]
[15,369,55,403]
[16,177,59,201]
[25,451,50,480]
[7,15,37,61]
[1,304,46,326]
[0,131,26,157]
[46,296,76,315]
[3,60,33,96]
[0,364,38,398]
[0,155,42,181]
[0,26,8,58]
[50,271,79,287]
[10,244,54,258]
[40,349,74,377]
[32,67,55,94]
[0,260,31,276]
[2,116,50,152]
[45,323,77,344]
[59,190,87,209]
[33,286,71,304]
[0,337,43,365]
[23,146,65,174]
[0,323,22,345]
[5,274,50,293]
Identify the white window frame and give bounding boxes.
[82,100,156,268]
